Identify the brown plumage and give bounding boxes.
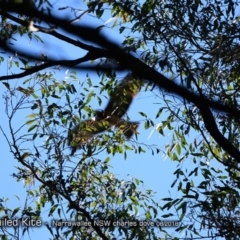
[95,110,140,139]
[68,73,143,154]
[104,73,143,119]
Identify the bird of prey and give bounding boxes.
[68,73,143,154]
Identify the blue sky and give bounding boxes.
[0,0,225,239]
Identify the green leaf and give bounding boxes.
[96,9,104,18]
[21,152,31,160]
[177,202,187,221]
[135,178,140,185]
[161,198,173,201]
[176,143,181,155]
[26,119,36,125]
[145,211,151,219]
[134,205,138,215]
[49,204,58,216]
[11,207,20,218]
[172,153,178,161]
[112,18,118,28]
[51,94,61,99]
[45,223,53,235]
[2,82,10,90]
[161,213,174,218]
[186,182,191,194]
[28,124,37,132]
[139,111,147,117]
[171,179,177,188]
[14,195,20,201]
[1,235,8,240]
[130,196,139,205]
[191,153,203,157]
[155,108,163,118]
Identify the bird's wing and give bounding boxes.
[104,73,143,119]
[68,118,112,148]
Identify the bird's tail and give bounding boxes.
[68,118,112,155]
[96,110,139,139]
